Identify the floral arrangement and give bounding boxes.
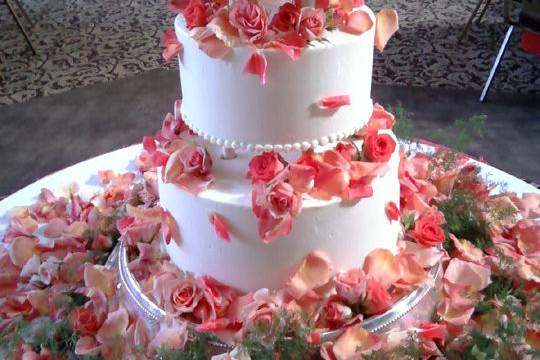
[1,106,539,359]
[247,103,397,242]
[162,0,398,83]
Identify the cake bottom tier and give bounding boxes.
[159,147,401,292]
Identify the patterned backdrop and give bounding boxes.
[0,0,539,106]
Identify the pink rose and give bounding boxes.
[69,307,103,337]
[247,151,285,183]
[165,276,204,316]
[230,0,268,43]
[180,145,212,176]
[335,269,367,304]
[266,181,302,217]
[183,0,208,29]
[298,8,325,41]
[363,131,396,162]
[241,289,281,340]
[362,279,391,315]
[409,212,445,247]
[321,296,352,328]
[270,2,300,32]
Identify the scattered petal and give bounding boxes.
[444,258,491,292]
[287,251,333,299]
[209,213,231,242]
[385,201,400,221]
[319,95,351,109]
[243,52,267,85]
[333,327,382,359]
[340,10,373,35]
[374,9,399,52]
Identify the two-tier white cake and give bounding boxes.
[159,0,400,291]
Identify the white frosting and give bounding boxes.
[159,138,401,292]
[175,6,376,151]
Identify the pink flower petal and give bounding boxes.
[162,29,183,62]
[362,249,401,289]
[287,250,333,299]
[385,201,400,221]
[206,7,240,48]
[143,136,157,152]
[162,209,181,246]
[197,33,232,59]
[96,307,129,344]
[148,319,188,354]
[340,10,374,35]
[319,95,351,110]
[75,336,101,356]
[374,9,399,52]
[258,209,292,243]
[209,213,231,242]
[9,236,38,267]
[346,176,374,201]
[444,258,491,292]
[84,264,116,296]
[273,32,307,61]
[168,0,190,12]
[333,327,382,359]
[289,164,316,193]
[243,52,267,85]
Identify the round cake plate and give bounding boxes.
[116,237,443,344]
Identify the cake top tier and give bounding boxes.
[168,0,398,152]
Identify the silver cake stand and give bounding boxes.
[115,239,442,347]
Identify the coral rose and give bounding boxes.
[69,307,103,337]
[298,8,325,41]
[410,213,446,247]
[335,269,367,304]
[180,145,212,176]
[183,0,208,29]
[164,276,204,316]
[322,297,353,327]
[230,0,268,43]
[270,2,300,32]
[247,151,285,183]
[363,279,392,315]
[363,131,396,162]
[266,181,302,217]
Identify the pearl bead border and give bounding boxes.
[182,111,366,153]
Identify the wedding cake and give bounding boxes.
[158,0,400,291]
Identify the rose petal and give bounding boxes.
[198,34,232,59]
[162,209,181,246]
[333,327,382,359]
[363,249,401,289]
[340,10,373,35]
[258,209,292,243]
[243,52,267,85]
[84,264,116,296]
[385,201,400,221]
[9,236,38,267]
[319,95,351,109]
[289,164,316,193]
[273,32,307,61]
[209,213,231,242]
[148,319,188,354]
[96,307,129,344]
[374,8,399,52]
[346,176,374,201]
[75,336,101,356]
[162,29,183,62]
[444,258,491,291]
[287,250,333,299]
[206,8,240,48]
